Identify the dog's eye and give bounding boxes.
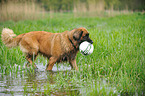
[83,34,89,38]
[86,34,89,37]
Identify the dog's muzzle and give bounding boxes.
[87,39,93,44]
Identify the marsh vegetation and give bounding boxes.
[0,12,145,95]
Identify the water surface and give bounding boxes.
[0,63,80,96]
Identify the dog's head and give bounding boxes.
[73,27,93,44]
[67,27,93,50]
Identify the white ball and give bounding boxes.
[79,41,94,55]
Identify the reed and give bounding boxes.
[0,0,45,21]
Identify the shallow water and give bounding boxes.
[0,63,80,96]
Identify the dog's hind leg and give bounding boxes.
[19,38,39,68]
[24,47,39,68]
[26,53,38,68]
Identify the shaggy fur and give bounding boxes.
[1,27,93,71]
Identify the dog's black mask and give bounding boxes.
[82,33,93,44]
[73,31,93,44]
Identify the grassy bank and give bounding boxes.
[0,13,145,95]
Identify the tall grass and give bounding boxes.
[0,0,45,21]
[0,13,144,95]
[73,0,132,17]
[0,0,133,22]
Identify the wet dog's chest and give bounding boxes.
[57,51,77,62]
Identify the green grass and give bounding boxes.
[0,12,145,95]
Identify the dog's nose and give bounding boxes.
[88,39,93,44]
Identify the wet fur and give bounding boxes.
[1,27,93,71]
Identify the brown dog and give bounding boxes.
[1,27,93,71]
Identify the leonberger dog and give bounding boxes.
[1,27,93,71]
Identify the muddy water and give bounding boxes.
[0,63,80,96]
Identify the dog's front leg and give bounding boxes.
[69,59,78,71]
[46,57,57,71]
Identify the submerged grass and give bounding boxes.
[0,12,145,95]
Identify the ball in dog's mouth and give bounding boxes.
[79,41,94,55]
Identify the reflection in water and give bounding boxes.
[0,63,80,96]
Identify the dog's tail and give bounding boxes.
[1,28,25,48]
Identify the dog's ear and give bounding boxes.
[73,29,83,41]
